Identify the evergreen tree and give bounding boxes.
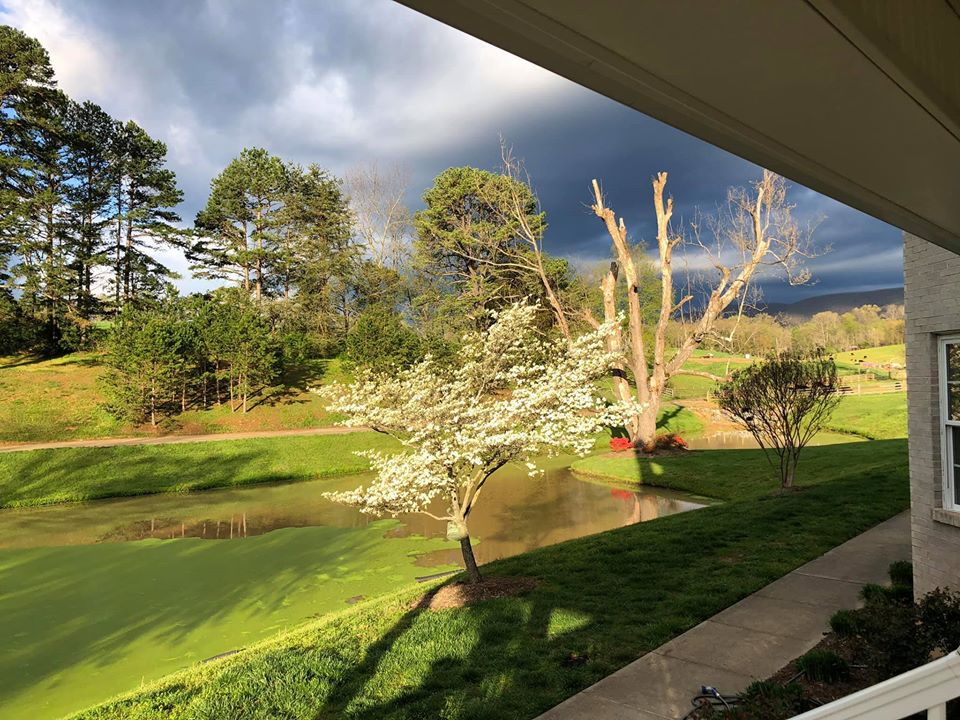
[62,100,114,335]
[110,120,184,307]
[413,166,546,331]
[192,148,286,299]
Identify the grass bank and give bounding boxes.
[0,432,398,508]
[825,393,907,440]
[71,440,908,720]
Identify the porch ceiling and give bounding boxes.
[399,0,960,254]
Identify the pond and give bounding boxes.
[0,457,707,720]
[0,456,709,564]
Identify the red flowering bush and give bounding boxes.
[609,436,633,452]
[654,433,688,450]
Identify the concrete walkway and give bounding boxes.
[537,511,911,720]
[0,425,367,453]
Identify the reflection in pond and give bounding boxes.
[0,457,709,566]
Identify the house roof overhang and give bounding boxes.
[399,0,960,253]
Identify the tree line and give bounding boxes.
[687,303,904,357]
[4,26,902,441]
[1,26,183,352]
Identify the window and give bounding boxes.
[939,336,960,511]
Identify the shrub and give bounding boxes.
[345,305,423,372]
[714,350,840,489]
[860,582,913,606]
[918,588,960,652]
[888,560,913,589]
[609,437,633,452]
[829,609,860,637]
[655,433,688,450]
[795,650,850,683]
[854,600,931,678]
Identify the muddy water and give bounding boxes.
[0,457,708,564]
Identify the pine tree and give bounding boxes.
[191,148,286,299]
[0,26,71,351]
[110,120,184,308]
[62,100,114,335]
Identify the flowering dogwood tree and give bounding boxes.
[319,303,629,583]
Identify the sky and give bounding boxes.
[1,0,904,303]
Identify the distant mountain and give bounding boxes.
[748,287,904,319]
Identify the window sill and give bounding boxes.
[932,508,960,528]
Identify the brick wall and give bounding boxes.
[904,232,960,595]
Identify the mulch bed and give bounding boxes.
[767,633,878,707]
[413,576,540,611]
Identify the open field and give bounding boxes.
[67,439,908,720]
[0,354,350,445]
[826,392,907,440]
[0,354,123,442]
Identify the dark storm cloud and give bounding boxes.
[3,0,902,301]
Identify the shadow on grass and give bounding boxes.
[0,519,409,709]
[246,360,337,411]
[309,445,908,719]
[0,445,301,508]
[80,441,908,720]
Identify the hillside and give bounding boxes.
[752,287,903,318]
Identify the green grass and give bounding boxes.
[825,393,907,440]
[69,440,908,720]
[1,522,457,720]
[0,353,123,442]
[654,402,704,437]
[839,344,905,365]
[667,374,716,399]
[833,344,905,380]
[0,432,398,508]
[0,354,351,444]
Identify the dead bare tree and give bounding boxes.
[591,169,819,450]
[714,351,841,489]
[344,162,412,269]
[480,141,572,338]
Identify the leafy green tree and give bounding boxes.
[0,26,70,352]
[272,163,354,302]
[103,305,189,426]
[62,100,114,335]
[715,351,841,489]
[413,166,546,331]
[345,305,423,372]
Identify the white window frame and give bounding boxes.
[938,335,960,512]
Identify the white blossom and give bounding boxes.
[314,302,637,529]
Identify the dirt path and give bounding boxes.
[679,397,742,432]
[0,426,368,454]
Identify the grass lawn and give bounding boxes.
[0,354,350,445]
[0,432,398,508]
[0,402,700,510]
[653,402,704,437]
[70,439,908,720]
[825,393,907,440]
[0,353,123,443]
